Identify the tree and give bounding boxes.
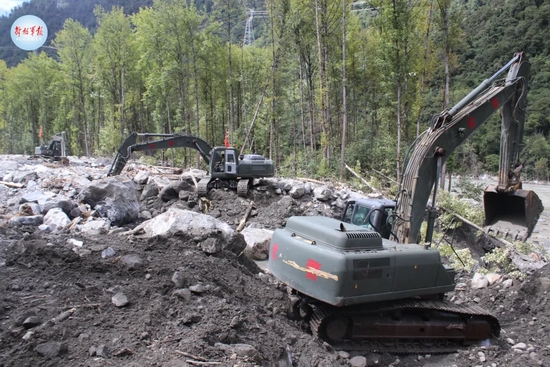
[370,0,424,182]
[54,19,93,156]
[92,5,137,151]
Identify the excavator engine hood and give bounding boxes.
[483,186,543,241]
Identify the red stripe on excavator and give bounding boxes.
[149,144,155,149]
[168,140,174,146]
[306,259,321,281]
[467,116,476,129]
[271,243,279,260]
[491,97,499,109]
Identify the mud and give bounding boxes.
[0,161,549,366]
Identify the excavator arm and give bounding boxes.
[108,132,213,176]
[393,52,539,244]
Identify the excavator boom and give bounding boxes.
[393,52,542,244]
[107,132,213,176]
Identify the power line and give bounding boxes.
[243,9,267,46]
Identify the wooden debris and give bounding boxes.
[345,164,377,191]
[296,177,325,185]
[189,174,198,188]
[174,350,207,361]
[63,303,101,309]
[236,201,255,232]
[0,181,23,188]
[186,361,223,366]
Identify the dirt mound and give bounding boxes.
[0,224,345,366]
[1,157,550,366]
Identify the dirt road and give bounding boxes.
[522,182,550,245]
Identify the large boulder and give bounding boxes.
[20,191,76,215]
[313,186,333,201]
[9,215,44,227]
[140,182,159,200]
[133,207,233,241]
[241,227,274,260]
[79,177,140,226]
[43,208,71,232]
[77,219,111,236]
[130,208,244,254]
[159,181,191,202]
[133,170,150,185]
[38,193,75,215]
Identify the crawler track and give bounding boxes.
[309,299,499,354]
[237,179,250,197]
[197,177,210,196]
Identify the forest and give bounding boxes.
[0,0,549,187]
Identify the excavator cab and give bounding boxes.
[341,198,396,239]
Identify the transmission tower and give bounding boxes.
[243,9,267,46]
[56,0,67,9]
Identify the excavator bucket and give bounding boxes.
[483,185,544,242]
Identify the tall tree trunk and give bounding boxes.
[416,0,434,139]
[191,44,201,167]
[396,80,402,184]
[315,0,328,159]
[270,0,277,162]
[298,55,307,152]
[307,69,315,152]
[438,0,451,190]
[340,0,348,180]
[227,2,234,146]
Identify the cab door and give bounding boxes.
[224,150,237,174]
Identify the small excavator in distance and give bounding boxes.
[34,131,67,161]
[268,52,543,352]
[107,132,275,197]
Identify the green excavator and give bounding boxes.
[268,52,543,352]
[108,132,275,197]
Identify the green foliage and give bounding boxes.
[483,154,499,174]
[480,240,546,280]
[455,177,484,201]
[481,247,517,274]
[437,190,484,227]
[522,134,550,180]
[137,155,158,166]
[98,114,121,155]
[0,0,549,185]
[317,157,330,178]
[534,157,549,181]
[437,243,477,272]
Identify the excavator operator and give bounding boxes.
[215,152,225,172]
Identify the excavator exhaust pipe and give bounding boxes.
[483,185,544,242]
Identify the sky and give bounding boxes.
[0,0,27,17]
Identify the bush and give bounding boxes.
[483,154,499,174]
[455,177,484,201]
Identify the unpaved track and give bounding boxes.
[522,182,550,245]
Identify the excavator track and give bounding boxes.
[197,177,211,197]
[308,299,499,354]
[237,179,250,197]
